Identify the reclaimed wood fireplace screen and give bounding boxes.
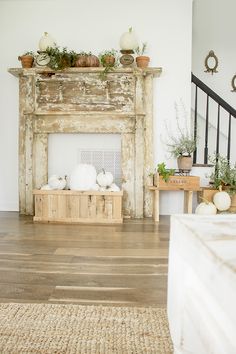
[9,67,161,218]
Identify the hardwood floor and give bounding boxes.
[0,212,170,307]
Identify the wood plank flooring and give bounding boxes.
[0,212,170,307]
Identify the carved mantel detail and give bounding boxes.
[9,67,162,218]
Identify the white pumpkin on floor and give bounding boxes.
[97,169,113,188]
[69,164,97,190]
[195,200,217,215]
[48,175,67,190]
[213,186,231,211]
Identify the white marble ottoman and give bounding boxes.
[168,215,236,354]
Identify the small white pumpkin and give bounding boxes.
[39,32,56,51]
[97,169,113,188]
[107,183,120,192]
[91,183,100,191]
[119,27,138,50]
[195,199,217,215]
[69,164,97,191]
[213,186,231,211]
[40,184,52,190]
[48,175,66,190]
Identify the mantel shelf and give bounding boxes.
[8,66,162,78]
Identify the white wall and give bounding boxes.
[192,0,236,108]
[0,0,193,214]
[192,0,236,164]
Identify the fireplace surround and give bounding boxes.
[9,67,162,218]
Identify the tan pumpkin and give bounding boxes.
[75,55,87,67]
[86,55,100,67]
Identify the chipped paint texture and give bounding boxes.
[9,67,161,217]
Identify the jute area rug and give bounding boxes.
[0,303,173,354]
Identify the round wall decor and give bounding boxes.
[231,75,236,92]
[204,50,219,75]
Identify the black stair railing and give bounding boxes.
[191,73,236,164]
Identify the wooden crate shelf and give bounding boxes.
[153,175,200,190]
[33,190,123,224]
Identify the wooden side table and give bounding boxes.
[149,175,201,222]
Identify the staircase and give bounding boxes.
[191,73,236,165]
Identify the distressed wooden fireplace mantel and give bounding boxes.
[9,66,162,218]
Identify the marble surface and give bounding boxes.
[168,214,236,354]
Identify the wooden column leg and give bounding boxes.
[154,189,160,222]
[184,190,193,214]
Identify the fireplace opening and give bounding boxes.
[48,133,121,186]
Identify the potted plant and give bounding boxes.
[135,42,150,68]
[45,46,78,70]
[167,134,196,171]
[18,51,35,68]
[148,163,175,186]
[209,155,236,193]
[200,154,236,212]
[166,104,196,171]
[98,49,119,79]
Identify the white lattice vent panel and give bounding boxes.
[78,149,121,187]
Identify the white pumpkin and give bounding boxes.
[213,187,231,211]
[99,186,106,192]
[39,32,56,51]
[119,27,138,50]
[91,183,100,191]
[97,169,113,188]
[69,164,97,191]
[107,183,120,192]
[48,175,66,190]
[195,201,217,215]
[40,184,52,190]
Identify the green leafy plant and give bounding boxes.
[157,162,175,182]
[22,51,35,56]
[46,46,78,70]
[135,42,147,56]
[166,103,196,158]
[209,154,236,194]
[98,49,119,79]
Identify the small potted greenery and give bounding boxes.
[18,51,35,68]
[209,154,236,194]
[148,163,175,186]
[98,49,119,79]
[167,134,196,171]
[135,42,150,68]
[166,103,196,171]
[200,154,236,212]
[45,46,78,70]
[156,162,175,183]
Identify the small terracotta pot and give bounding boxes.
[136,56,150,68]
[18,55,34,68]
[177,156,193,171]
[102,55,115,67]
